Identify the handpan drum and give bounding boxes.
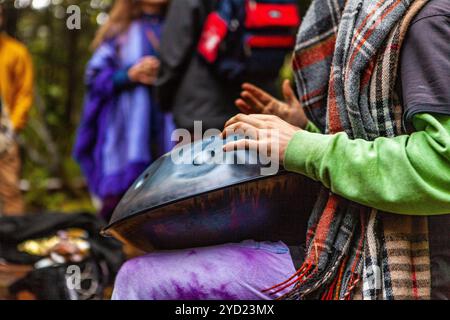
[102,135,320,252]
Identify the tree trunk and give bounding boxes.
[4,3,19,37]
[65,28,79,134]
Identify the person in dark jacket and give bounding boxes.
[155,0,280,132]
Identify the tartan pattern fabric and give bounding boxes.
[270,0,432,300]
[292,0,346,132]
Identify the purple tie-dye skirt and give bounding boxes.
[112,240,296,300]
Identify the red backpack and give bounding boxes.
[197,0,301,81]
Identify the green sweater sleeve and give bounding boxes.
[305,121,321,134]
[284,113,450,215]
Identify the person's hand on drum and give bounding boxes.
[221,113,301,165]
[235,79,309,129]
[128,55,160,86]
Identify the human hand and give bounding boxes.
[222,113,301,165]
[235,79,308,129]
[128,56,160,85]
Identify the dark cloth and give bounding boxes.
[8,258,105,300]
[112,67,133,90]
[1,212,125,300]
[400,0,450,125]
[0,212,125,283]
[429,215,450,300]
[155,0,278,131]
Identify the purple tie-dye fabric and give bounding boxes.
[73,16,175,199]
[112,240,296,300]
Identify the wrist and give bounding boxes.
[127,69,138,83]
[298,119,308,130]
[287,110,308,129]
[280,128,301,163]
[283,130,333,179]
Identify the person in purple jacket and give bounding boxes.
[74,0,175,220]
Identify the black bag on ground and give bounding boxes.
[0,212,125,299]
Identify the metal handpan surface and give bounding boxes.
[102,135,319,252]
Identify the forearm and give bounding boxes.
[284,113,450,215]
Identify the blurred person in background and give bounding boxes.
[74,0,175,221]
[155,0,300,134]
[0,2,34,216]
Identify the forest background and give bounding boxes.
[2,0,312,213]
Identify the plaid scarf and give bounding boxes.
[267,0,432,300]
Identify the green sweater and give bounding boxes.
[284,113,450,215]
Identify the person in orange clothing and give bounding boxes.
[0,3,34,216]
